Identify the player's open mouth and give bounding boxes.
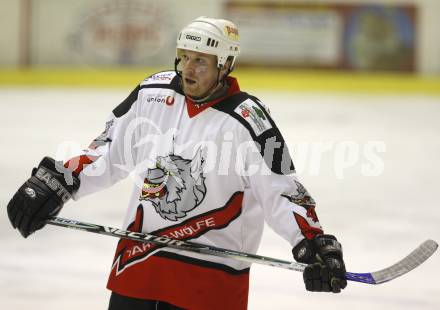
[185,78,196,85]
[141,179,167,199]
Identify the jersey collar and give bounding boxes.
[186,76,240,118]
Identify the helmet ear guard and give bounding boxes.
[176,16,240,70]
[174,57,182,78]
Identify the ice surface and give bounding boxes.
[0,88,439,309]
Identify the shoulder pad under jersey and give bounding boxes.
[140,71,183,95]
[141,71,176,86]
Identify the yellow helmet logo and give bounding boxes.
[224,25,239,41]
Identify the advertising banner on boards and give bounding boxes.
[226,1,417,72]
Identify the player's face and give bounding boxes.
[178,49,220,98]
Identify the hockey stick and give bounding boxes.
[46,216,437,285]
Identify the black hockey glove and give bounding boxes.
[292,234,347,293]
[7,157,80,238]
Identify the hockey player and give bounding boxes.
[7,17,347,309]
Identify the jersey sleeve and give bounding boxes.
[237,97,324,248]
[64,85,141,200]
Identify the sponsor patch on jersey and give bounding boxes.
[145,94,175,105]
[142,72,175,86]
[234,99,272,136]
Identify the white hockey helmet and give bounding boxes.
[176,16,240,69]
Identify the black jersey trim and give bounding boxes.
[153,250,250,275]
[112,85,141,118]
[213,93,295,175]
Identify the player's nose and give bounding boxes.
[182,59,197,75]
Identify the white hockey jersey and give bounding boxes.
[66,71,323,310]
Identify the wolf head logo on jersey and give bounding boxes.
[139,148,207,221]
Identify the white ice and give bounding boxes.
[0,88,439,310]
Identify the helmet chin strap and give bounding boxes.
[175,58,231,104]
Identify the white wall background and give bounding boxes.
[0,0,438,73]
[0,1,21,66]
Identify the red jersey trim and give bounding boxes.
[107,191,247,309]
[111,192,244,274]
[107,252,249,310]
[293,212,324,240]
[64,155,100,176]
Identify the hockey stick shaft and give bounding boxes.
[46,217,437,284]
[47,216,305,272]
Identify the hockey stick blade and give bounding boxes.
[345,239,438,284]
[46,217,437,284]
